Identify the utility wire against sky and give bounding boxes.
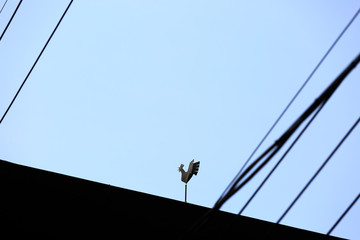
[215,52,360,210]
[187,53,360,234]
[277,117,360,224]
[238,100,326,215]
[0,0,73,126]
[235,6,360,215]
[0,0,9,16]
[0,0,22,42]
[327,193,360,235]
[224,7,360,206]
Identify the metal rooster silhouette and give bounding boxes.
[178,159,200,183]
[178,159,200,202]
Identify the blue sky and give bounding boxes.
[1,1,360,239]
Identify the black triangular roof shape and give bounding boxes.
[0,159,343,239]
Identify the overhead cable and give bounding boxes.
[0,0,22,41]
[221,6,360,205]
[0,0,9,16]
[188,53,360,233]
[214,52,360,212]
[238,102,325,215]
[327,193,360,235]
[0,0,73,125]
[277,117,360,224]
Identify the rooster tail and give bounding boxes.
[192,161,200,175]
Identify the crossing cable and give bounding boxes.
[277,116,360,224]
[214,52,360,212]
[0,0,73,125]
[238,101,325,215]
[0,0,22,41]
[219,6,360,205]
[327,192,360,235]
[187,53,360,234]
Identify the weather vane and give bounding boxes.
[178,159,200,203]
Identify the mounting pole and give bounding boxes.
[185,183,187,203]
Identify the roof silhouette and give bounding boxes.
[0,159,343,239]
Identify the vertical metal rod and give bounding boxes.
[185,184,187,203]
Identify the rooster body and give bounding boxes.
[178,159,200,184]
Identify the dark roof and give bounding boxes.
[0,159,342,239]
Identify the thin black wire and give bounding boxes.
[277,117,360,224]
[0,0,73,125]
[216,51,360,212]
[238,102,325,215]
[327,192,360,235]
[216,52,360,210]
[0,0,22,41]
[219,6,360,203]
[186,53,360,235]
[235,7,360,214]
[0,0,9,16]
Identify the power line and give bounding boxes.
[0,0,9,16]
[327,192,360,235]
[277,117,360,224]
[219,6,360,206]
[239,15,360,211]
[238,102,325,215]
[215,52,360,211]
[0,0,73,125]
[235,5,360,215]
[188,53,360,233]
[0,0,22,41]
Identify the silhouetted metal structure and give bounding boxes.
[179,159,200,202]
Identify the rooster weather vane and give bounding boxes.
[178,159,200,203]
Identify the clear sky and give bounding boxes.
[1,1,360,239]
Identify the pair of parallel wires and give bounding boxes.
[0,0,22,41]
[0,0,73,125]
